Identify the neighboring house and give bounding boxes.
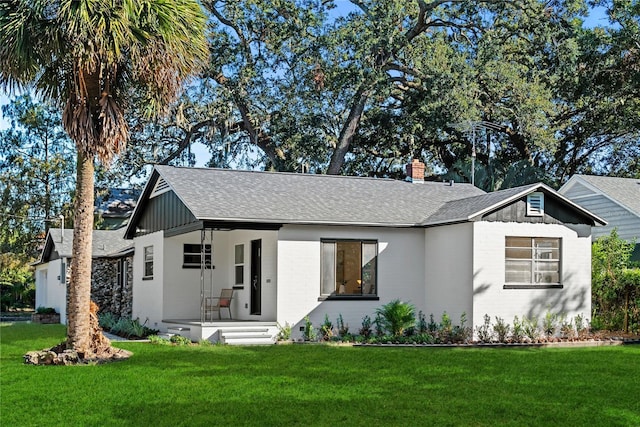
[118,162,604,343]
[559,175,640,261]
[95,188,141,230]
[34,228,134,324]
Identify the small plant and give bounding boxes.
[451,312,471,343]
[417,311,428,334]
[512,316,524,342]
[375,299,416,337]
[522,315,539,341]
[98,312,117,330]
[276,322,292,341]
[359,315,372,338]
[148,335,171,345]
[303,316,317,341]
[170,334,192,345]
[543,310,557,337]
[428,314,438,334]
[475,314,493,343]
[198,339,214,346]
[493,317,510,343]
[574,313,589,337]
[320,314,334,341]
[336,313,349,336]
[374,313,384,337]
[559,315,574,339]
[439,312,453,341]
[35,306,57,314]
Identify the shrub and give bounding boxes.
[374,313,384,337]
[512,316,524,342]
[376,299,416,337]
[303,316,317,341]
[170,334,192,345]
[98,312,117,330]
[543,311,558,337]
[522,316,539,341]
[359,315,372,338]
[320,314,334,341]
[148,335,170,345]
[559,315,574,339]
[277,322,292,341]
[493,317,510,343]
[475,314,493,343]
[439,312,453,342]
[336,313,349,336]
[428,314,438,334]
[417,311,428,334]
[35,306,57,314]
[451,312,471,343]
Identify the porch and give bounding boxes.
[163,319,279,345]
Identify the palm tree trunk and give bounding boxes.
[66,150,94,355]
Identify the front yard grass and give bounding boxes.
[1,323,639,426]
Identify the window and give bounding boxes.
[183,244,212,268]
[321,240,377,297]
[505,237,561,288]
[143,246,153,278]
[234,244,244,285]
[117,259,128,288]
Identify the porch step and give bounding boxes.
[219,327,276,345]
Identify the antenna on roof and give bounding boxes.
[59,215,65,243]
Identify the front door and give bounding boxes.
[250,239,262,315]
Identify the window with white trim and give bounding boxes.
[143,246,154,278]
[234,244,244,285]
[183,244,212,268]
[321,240,377,296]
[505,237,561,287]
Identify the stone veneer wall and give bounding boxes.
[90,255,133,318]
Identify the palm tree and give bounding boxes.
[0,0,208,358]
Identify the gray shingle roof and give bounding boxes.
[425,183,541,224]
[45,228,132,259]
[154,165,486,227]
[573,175,640,217]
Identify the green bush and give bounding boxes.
[376,299,415,337]
[35,306,57,314]
[493,317,510,342]
[169,334,192,345]
[276,322,292,341]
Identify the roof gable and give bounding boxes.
[560,175,640,218]
[37,228,132,264]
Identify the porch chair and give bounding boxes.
[205,289,234,320]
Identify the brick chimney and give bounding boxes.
[406,159,425,183]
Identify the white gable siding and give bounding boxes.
[472,222,592,329]
[424,223,474,324]
[276,225,425,340]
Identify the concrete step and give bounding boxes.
[220,328,276,345]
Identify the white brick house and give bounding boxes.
[120,163,604,342]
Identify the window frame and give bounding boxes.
[234,244,244,288]
[504,237,562,289]
[319,239,379,300]
[182,243,212,269]
[143,246,154,279]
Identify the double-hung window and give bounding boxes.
[505,237,561,288]
[234,244,244,286]
[183,244,212,269]
[321,240,378,297]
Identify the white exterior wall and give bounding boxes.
[163,231,229,320]
[34,259,68,324]
[277,225,425,340]
[472,221,592,328]
[224,230,278,321]
[424,223,474,325]
[132,231,164,330]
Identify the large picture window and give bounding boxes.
[321,240,377,296]
[183,244,212,268]
[505,237,561,287]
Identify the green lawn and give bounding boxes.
[1,323,639,426]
